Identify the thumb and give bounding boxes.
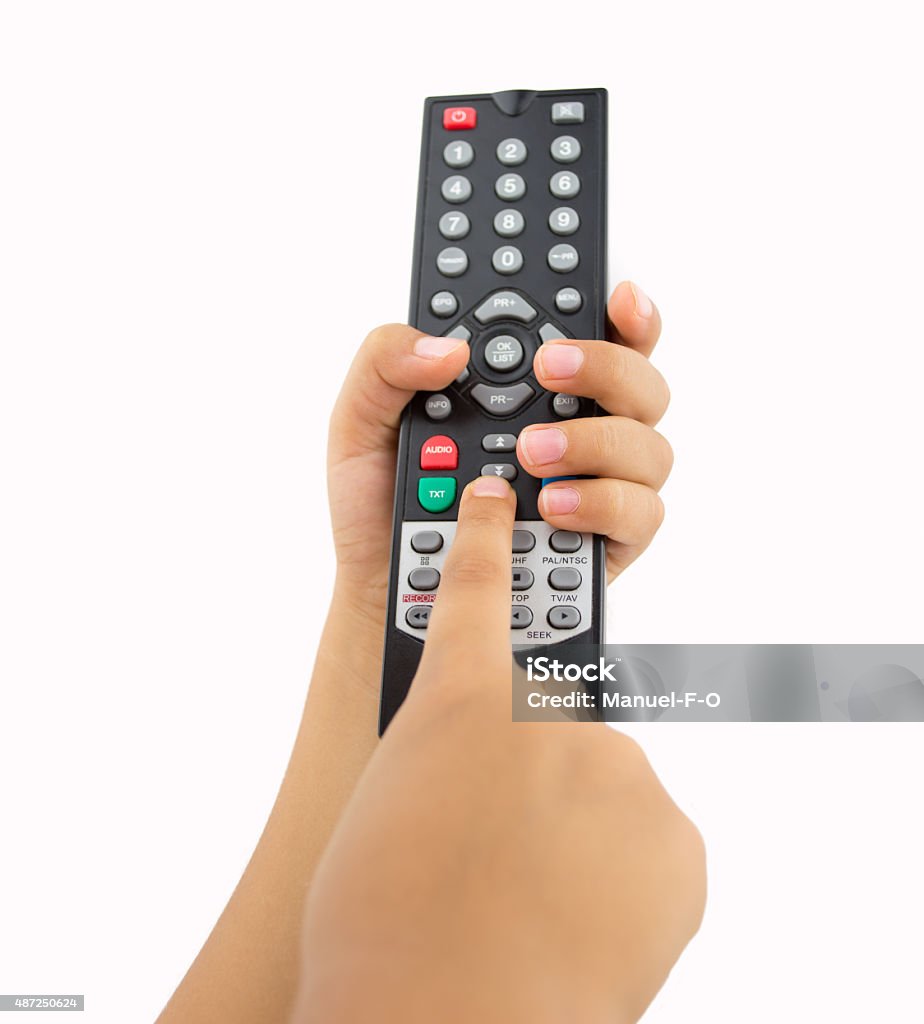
[415,476,517,683]
[329,324,469,463]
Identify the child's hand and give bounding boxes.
[295,477,705,1024]
[518,281,672,582]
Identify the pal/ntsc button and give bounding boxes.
[471,382,534,416]
[411,530,443,554]
[549,567,582,590]
[549,530,582,553]
[443,106,477,130]
[548,606,581,629]
[409,567,440,591]
[418,477,457,513]
[420,434,458,470]
[406,605,432,629]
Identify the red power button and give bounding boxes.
[443,106,477,130]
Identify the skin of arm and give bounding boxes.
[157,282,670,1023]
[292,478,706,1024]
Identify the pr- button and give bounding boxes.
[443,106,477,130]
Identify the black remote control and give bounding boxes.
[379,88,608,733]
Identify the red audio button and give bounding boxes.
[443,107,477,130]
[420,435,458,470]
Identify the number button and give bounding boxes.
[492,245,523,275]
[496,138,527,166]
[443,140,474,168]
[441,175,472,204]
[495,173,526,201]
[548,243,579,273]
[549,207,579,236]
[550,170,581,199]
[439,211,470,240]
[494,209,525,238]
[551,135,581,163]
[437,247,468,277]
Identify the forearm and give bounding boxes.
[157,579,383,1024]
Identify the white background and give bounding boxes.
[1,1,922,1021]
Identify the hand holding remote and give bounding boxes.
[295,477,706,1024]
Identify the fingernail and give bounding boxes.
[630,282,653,319]
[414,335,465,360]
[519,426,568,467]
[541,485,581,516]
[536,343,584,379]
[472,476,511,498]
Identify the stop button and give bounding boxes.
[420,434,459,470]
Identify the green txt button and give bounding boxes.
[418,477,457,513]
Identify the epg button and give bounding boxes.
[420,434,458,470]
[443,106,477,130]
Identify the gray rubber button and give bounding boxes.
[495,173,526,201]
[406,605,432,628]
[494,209,525,238]
[511,606,533,628]
[471,382,535,416]
[548,606,581,629]
[474,291,536,324]
[439,211,470,239]
[551,101,585,124]
[442,174,472,203]
[492,245,523,275]
[425,393,452,420]
[549,530,582,553]
[437,246,468,277]
[409,567,440,591]
[548,243,579,273]
[483,433,517,452]
[549,207,579,236]
[481,463,518,481]
[555,287,583,313]
[455,366,470,385]
[484,334,523,371]
[511,567,534,591]
[512,530,536,552]
[444,323,471,341]
[443,139,474,168]
[551,135,581,163]
[550,170,581,199]
[496,138,527,165]
[552,393,580,418]
[411,530,444,553]
[539,322,564,344]
[549,567,582,590]
[430,291,458,317]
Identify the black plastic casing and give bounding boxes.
[379,88,608,733]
